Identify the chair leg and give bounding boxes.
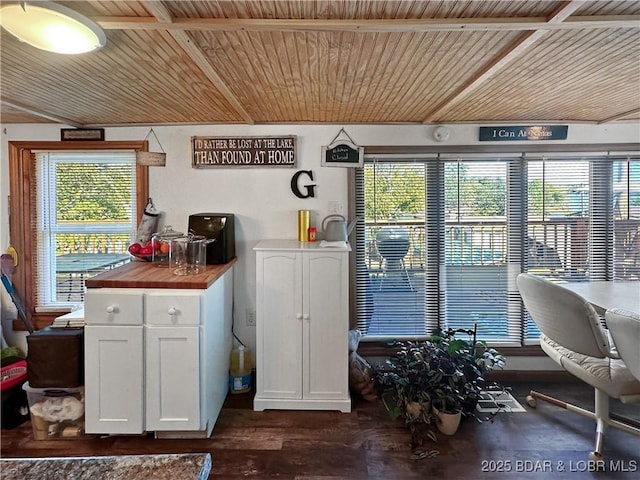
[526,389,607,459]
[590,389,609,461]
[527,390,597,418]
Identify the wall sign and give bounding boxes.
[61,128,105,141]
[136,128,166,166]
[136,151,166,166]
[321,128,364,167]
[192,136,296,168]
[479,126,568,141]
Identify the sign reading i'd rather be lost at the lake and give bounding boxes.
[479,125,568,141]
[192,136,296,168]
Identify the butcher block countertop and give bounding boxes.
[85,258,236,289]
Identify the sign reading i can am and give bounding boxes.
[192,136,296,168]
[479,125,568,141]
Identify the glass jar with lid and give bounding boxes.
[151,225,183,267]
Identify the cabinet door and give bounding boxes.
[303,251,349,400]
[145,326,201,431]
[85,325,144,434]
[256,250,303,399]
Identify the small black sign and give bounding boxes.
[479,125,568,141]
[322,141,363,167]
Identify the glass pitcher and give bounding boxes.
[170,234,210,275]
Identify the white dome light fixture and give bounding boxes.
[0,1,106,54]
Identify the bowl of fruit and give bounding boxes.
[127,240,154,262]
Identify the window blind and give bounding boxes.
[35,151,136,308]
[354,152,639,346]
[355,159,429,336]
[612,157,640,280]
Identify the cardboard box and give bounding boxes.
[23,382,85,440]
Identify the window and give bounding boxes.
[8,141,148,330]
[353,150,639,346]
[35,151,137,309]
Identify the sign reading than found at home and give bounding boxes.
[479,125,568,141]
[192,136,296,168]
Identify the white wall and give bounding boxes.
[2,122,639,362]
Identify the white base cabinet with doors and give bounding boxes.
[84,263,234,438]
[254,240,351,412]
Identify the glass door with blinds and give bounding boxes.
[35,151,137,308]
[354,152,639,346]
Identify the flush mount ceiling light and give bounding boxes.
[0,1,106,54]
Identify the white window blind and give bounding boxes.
[354,153,639,346]
[442,157,513,343]
[613,157,640,281]
[35,151,136,308]
[357,159,429,336]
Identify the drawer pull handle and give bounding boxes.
[167,307,177,316]
[105,305,118,314]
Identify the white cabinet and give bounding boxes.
[144,291,202,432]
[254,240,351,412]
[84,290,145,434]
[145,325,200,431]
[84,267,233,437]
[84,323,144,434]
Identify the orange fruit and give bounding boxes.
[160,242,170,254]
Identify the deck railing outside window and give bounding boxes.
[363,218,637,277]
[360,217,639,338]
[55,233,131,302]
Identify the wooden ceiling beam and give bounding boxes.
[598,107,640,124]
[94,15,640,33]
[141,1,254,124]
[0,99,84,127]
[421,1,589,123]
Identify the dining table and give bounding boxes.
[559,280,639,315]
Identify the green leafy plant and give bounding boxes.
[375,325,506,448]
[1,346,25,362]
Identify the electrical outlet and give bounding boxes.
[246,308,256,326]
[328,200,343,214]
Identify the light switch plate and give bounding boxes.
[328,200,343,214]
[246,308,256,326]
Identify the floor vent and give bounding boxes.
[476,390,526,414]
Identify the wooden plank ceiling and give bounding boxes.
[1,0,639,126]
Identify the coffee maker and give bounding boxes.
[188,213,235,265]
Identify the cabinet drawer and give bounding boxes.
[84,289,143,325]
[145,291,202,326]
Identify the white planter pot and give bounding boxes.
[433,407,462,436]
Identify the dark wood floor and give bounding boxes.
[2,381,639,479]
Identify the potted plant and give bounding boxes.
[429,326,506,416]
[375,325,506,447]
[375,340,440,448]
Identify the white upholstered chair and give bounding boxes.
[516,273,640,460]
[606,308,640,382]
